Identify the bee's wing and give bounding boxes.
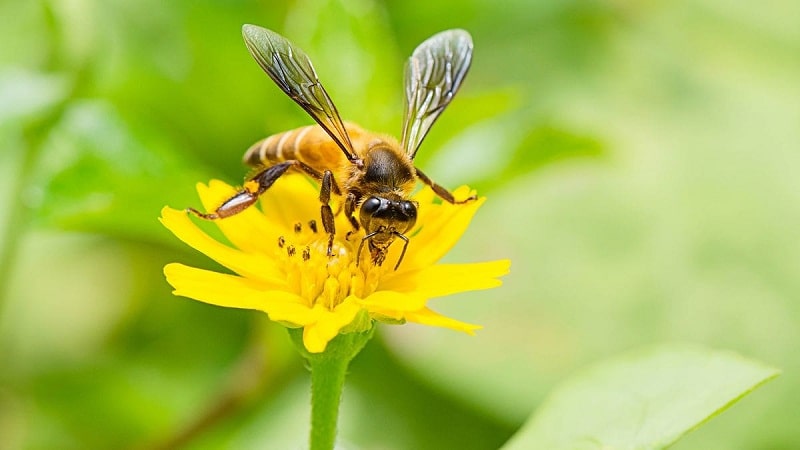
[242,25,357,162]
[401,29,473,159]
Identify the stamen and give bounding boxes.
[320,278,339,310]
[299,263,318,301]
[350,265,365,298]
[274,221,380,311]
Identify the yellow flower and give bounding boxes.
[161,174,509,353]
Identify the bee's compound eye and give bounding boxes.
[362,197,382,215]
[400,201,417,219]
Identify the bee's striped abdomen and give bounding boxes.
[243,125,316,167]
[242,124,353,175]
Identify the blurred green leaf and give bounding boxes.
[425,113,605,191]
[0,69,69,124]
[505,123,605,178]
[413,88,520,168]
[30,100,210,245]
[502,345,779,450]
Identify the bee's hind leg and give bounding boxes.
[414,167,477,204]
[187,161,294,220]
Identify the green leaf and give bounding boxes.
[506,123,605,177]
[0,68,69,124]
[30,100,211,245]
[422,112,605,192]
[502,345,779,450]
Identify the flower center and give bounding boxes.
[275,219,382,310]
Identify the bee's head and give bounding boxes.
[357,196,417,269]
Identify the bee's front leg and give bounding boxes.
[343,192,362,242]
[344,192,360,231]
[415,167,477,204]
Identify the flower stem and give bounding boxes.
[289,326,374,450]
[309,349,349,450]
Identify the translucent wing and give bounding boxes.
[242,24,356,161]
[401,29,473,159]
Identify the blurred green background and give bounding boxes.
[1,0,798,448]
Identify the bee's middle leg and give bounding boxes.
[256,161,341,257]
[319,170,338,256]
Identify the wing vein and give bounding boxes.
[401,29,473,159]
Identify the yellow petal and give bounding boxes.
[164,263,307,317]
[302,300,363,353]
[357,290,428,312]
[160,207,284,284]
[380,260,510,298]
[404,307,483,334]
[399,196,486,271]
[258,174,324,230]
[412,184,436,205]
[411,185,474,225]
[365,306,405,321]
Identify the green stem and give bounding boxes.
[289,326,375,450]
[309,350,349,450]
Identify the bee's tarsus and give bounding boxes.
[326,235,334,257]
[455,194,478,204]
[186,207,219,220]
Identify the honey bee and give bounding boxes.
[188,25,476,269]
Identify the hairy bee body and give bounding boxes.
[243,123,417,203]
